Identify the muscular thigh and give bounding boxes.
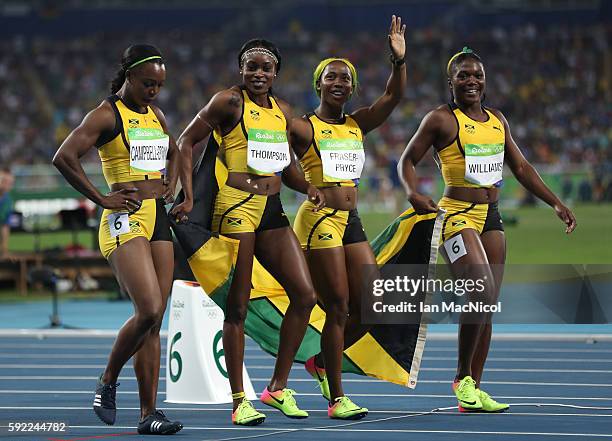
[150,241,174,304]
[305,246,349,309]
[481,230,506,299]
[108,237,161,312]
[440,228,493,284]
[255,226,312,297]
[344,241,378,314]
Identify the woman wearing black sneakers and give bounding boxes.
[53,45,183,434]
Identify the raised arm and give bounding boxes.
[171,88,241,218]
[351,15,407,134]
[52,103,141,211]
[151,105,179,204]
[494,109,576,233]
[397,109,446,213]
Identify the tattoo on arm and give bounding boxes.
[228,93,241,108]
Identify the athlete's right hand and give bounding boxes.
[102,188,141,211]
[307,184,326,212]
[170,198,193,223]
[408,193,438,214]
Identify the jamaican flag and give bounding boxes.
[170,134,238,304]
[246,208,444,388]
[172,134,444,388]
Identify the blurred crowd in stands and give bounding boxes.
[1,21,610,203]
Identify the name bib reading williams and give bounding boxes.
[319,138,365,182]
[128,128,169,175]
[464,143,504,186]
[246,128,290,175]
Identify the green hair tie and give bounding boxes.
[312,57,358,98]
[446,47,474,75]
[128,55,163,69]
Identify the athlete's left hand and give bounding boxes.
[307,184,326,212]
[388,15,406,61]
[162,175,176,205]
[554,203,577,234]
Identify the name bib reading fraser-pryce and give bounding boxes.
[319,138,365,182]
[128,128,169,174]
[246,128,290,175]
[464,143,504,186]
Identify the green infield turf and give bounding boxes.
[6,203,609,264]
[355,203,610,264]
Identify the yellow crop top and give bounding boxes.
[436,104,505,188]
[299,112,364,188]
[96,95,167,186]
[214,88,288,175]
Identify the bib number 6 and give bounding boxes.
[108,212,130,238]
[444,234,467,264]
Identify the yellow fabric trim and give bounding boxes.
[188,234,239,295]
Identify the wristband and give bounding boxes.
[390,55,405,67]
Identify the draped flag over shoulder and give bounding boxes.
[172,135,445,388]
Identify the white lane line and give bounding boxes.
[5,424,610,437]
[2,329,611,342]
[0,390,610,401]
[428,348,612,354]
[2,343,612,354]
[0,406,610,418]
[0,354,109,359]
[2,364,612,374]
[3,353,612,363]
[0,364,110,369]
[0,344,116,350]
[302,429,612,437]
[2,376,612,388]
[424,357,612,363]
[418,367,612,373]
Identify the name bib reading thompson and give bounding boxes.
[464,143,504,186]
[128,128,169,175]
[319,138,365,182]
[247,128,290,175]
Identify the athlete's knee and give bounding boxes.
[478,274,497,304]
[150,320,164,335]
[291,288,317,313]
[325,296,349,322]
[135,302,164,330]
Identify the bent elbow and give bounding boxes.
[51,152,64,169]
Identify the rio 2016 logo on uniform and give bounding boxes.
[129,220,141,233]
[213,331,228,378]
[169,332,183,383]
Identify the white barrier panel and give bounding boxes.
[165,280,257,404]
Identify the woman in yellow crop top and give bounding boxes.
[173,39,323,426]
[53,45,183,435]
[398,47,576,413]
[287,16,406,419]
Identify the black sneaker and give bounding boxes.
[137,410,183,435]
[93,374,119,425]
